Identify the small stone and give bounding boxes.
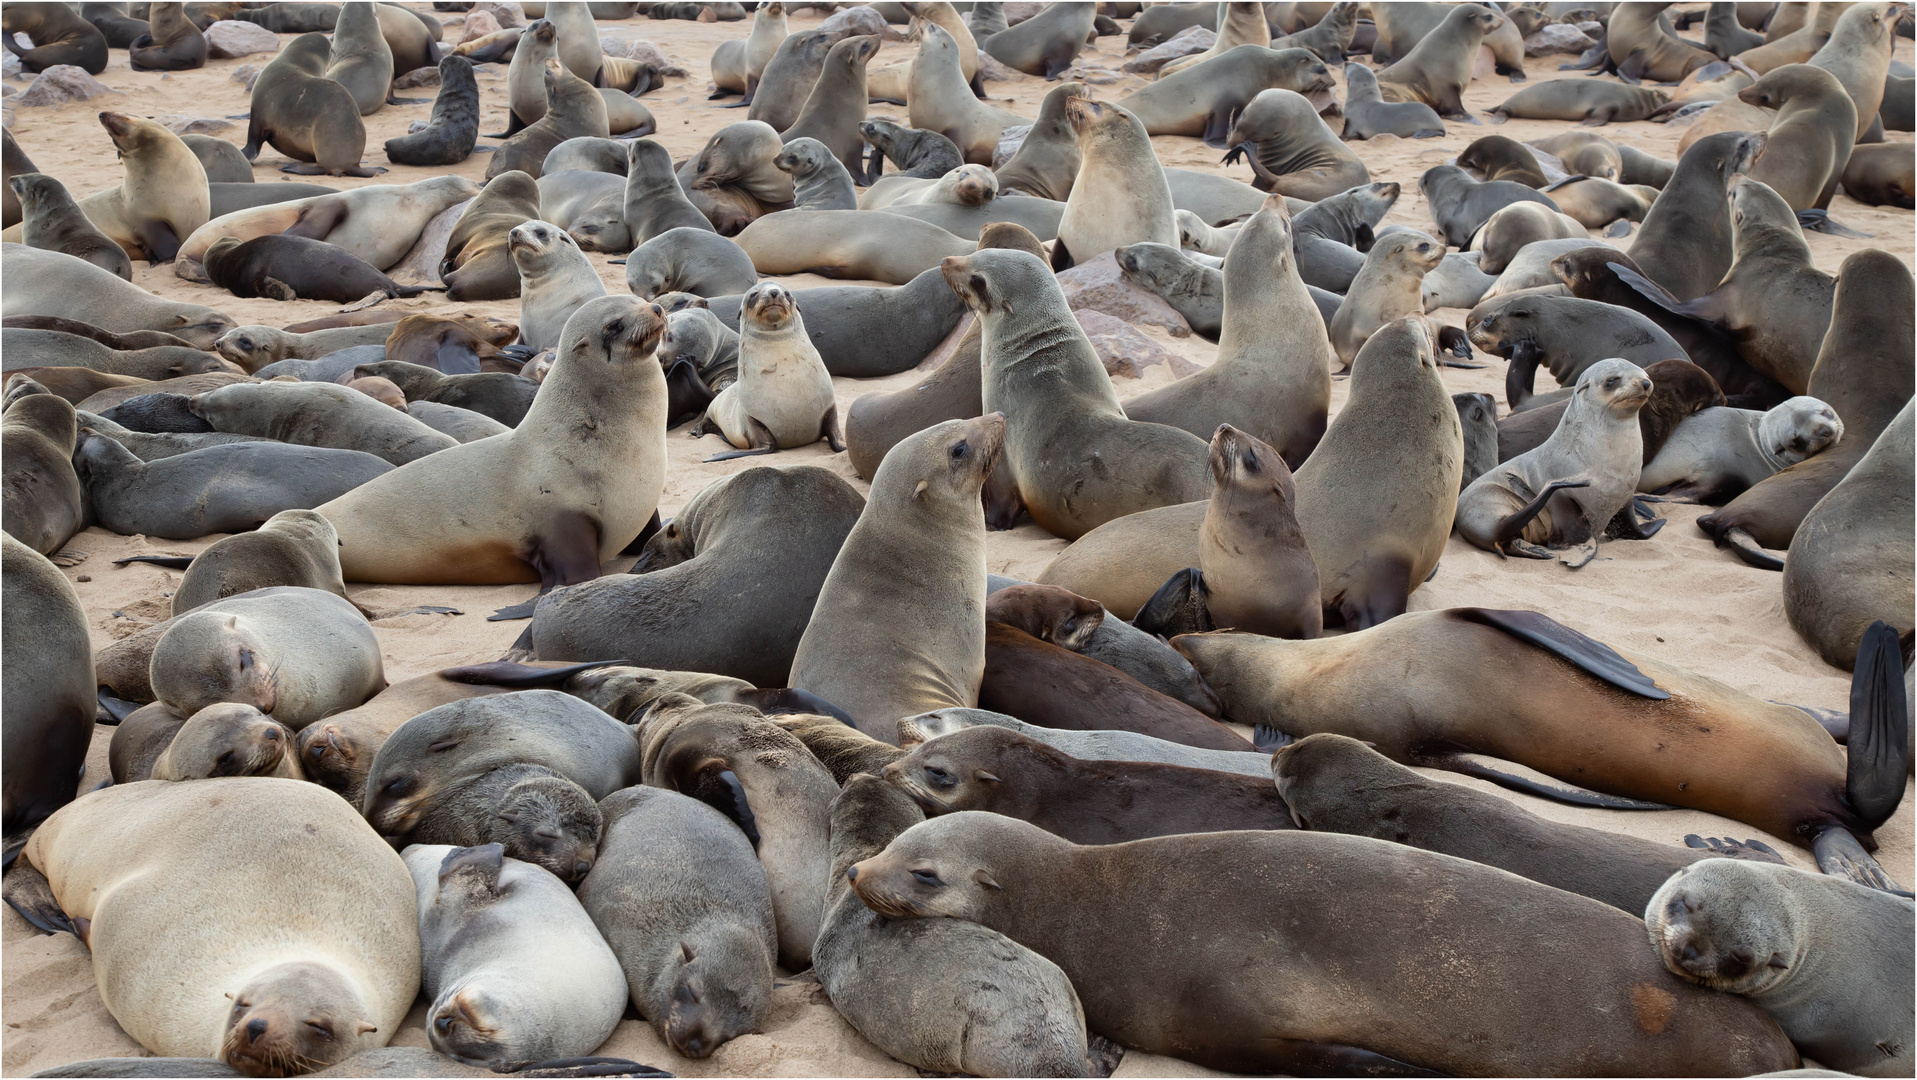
[76,574,91,582]
[976,52,1018,82]
[992,124,1030,168]
[1004,2,1043,24]
[472,1,524,28]
[1524,23,1596,56]
[16,66,116,107]
[1075,310,1197,378]
[157,115,232,135]
[394,65,440,88]
[818,5,890,37]
[1056,253,1193,338]
[1124,25,1213,72]
[203,19,280,59]
[231,63,263,92]
[457,10,502,44]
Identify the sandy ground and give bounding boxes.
[3,4,1914,1076]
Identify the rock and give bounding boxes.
[204,19,280,59]
[15,66,115,107]
[472,0,524,28]
[696,6,717,21]
[456,10,502,43]
[231,63,263,92]
[602,37,687,77]
[976,51,1018,82]
[157,115,232,135]
[2,50,20,78]
[1067,64,1124,85]
[1056,253,1193,339]
[1075,310,1197,378]
[818,5,890,37]
[1575,21,1604,35]
[394,65,440,88]
[1123,24,1213,72]
[1523,23,1595,56]
[1005,2,1043,24]
[992,124,1030,168]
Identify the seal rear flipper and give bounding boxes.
[1684,835,1786,864]
[1603,219,1632,238]
[1258,1039,1445,1078]
[1457,608,1670,698]
[1430,751,1679,810]
[135,220,182,264]
[284,201,349,240]
[1200,110,1233,149]
[734,688,858,727]
[438,843,505,894]
[96,692,144,725]
[619,509,663,557]
[663,358,714,428]
[1844,621,1911,831]
[1490,478,1591,551]
[1251,725,1296,753]
[1134,568,1213,639]
[1434,325,1478,365]
[2,858,73,937]
[1714,524,1785,571]
[438,659,628,687]
[1603,498,1664,541]
[506,1057,673,1078]
[112,554,194,570]
[1796,209,1871,238]
[1811,827,1909,894]
[434,338,484,375]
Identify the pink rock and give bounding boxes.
[602,37,688,77]
[1056,253,1193,339]
[456,10,503,44]
[1524,23,1596,56]
[472,1,525,28]
[818,5,890,37]
[16,66,116,107]
[1075,310,1198,378]
[976,51,1019,82]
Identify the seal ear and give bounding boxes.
[681,942,696,963]
[356,1022,379,1035]
[972,869,1001,891]
[439,843,505,894]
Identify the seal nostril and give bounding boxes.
[246,1018,267,1040]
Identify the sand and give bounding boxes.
[2,5,1912,1076]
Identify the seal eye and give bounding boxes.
[606,319,625,337]
[949,440,969,461]
[1604,377,1620,389]
[306,1022,333,1041]
[924,766,957,788]
[910,869,943,887]
[534,826,563,841]
[216,751,235,769]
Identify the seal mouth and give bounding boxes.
[847,864,934,919]
[879,762,951,815]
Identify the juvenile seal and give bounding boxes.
[149,586,385,729]
[710,0,785,101]
[861,120,965,184]
[1640,397,1844,502]
[623,227,761,299]
[1418,164,1558,249]
[319,297,667,587]
[10,173,133,281]
[1602,2,1718,82]
[750,28,843,133]
[980,0,1093,77]
[354,361,540,428]
[405,844,627,1066]
[1375,3,1503,119]
[1192,425,1320,639]
[1221,88,1367,200]
[1124,205,1332,467]
[775,137,858,211]
[624,139,717,246]
[577,787,778,1059]
[509,222,605,352]
[442,171,542,302]
[1328,231,1445,370]
[2,393,85,557]
[243,33,380,177]
[1458,359,1655,565]
[952,249,1209,539]
[202,235,438,304]
[1491,79,1670,124]
[74,435,393,541]
[1529,130,1625,180]
[0,535,94,848]
[780,35,879,184]
[1340,60,1444,139]
[384,54,480,166]
[1646,850,1915,1077]
[993,81,1085,200]
[1274,733,1787,914]
[789,416,1004,737]
[16,780,419,1072]
[1539,175,1658,230]
[1471,203,1590,276]
[149,703,302,782]
[1159,1,1269,76]
[691,282,841,459]
[189,380,456,466]
[1458,135,1548,187]
[850,814,1799,1076]
[169,508,349,615]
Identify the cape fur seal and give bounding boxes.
[326,1,398,116]
[1630,131,1765,301]
[1328,230,1445,369]
[849,814,1798,1075]
[148,704,302,782]
[10,173,133,281]
[1638,396,1843,503]
[169,508,349,615]
[1375,3,1504,119]
[0,535,94,849]
[733,210,974,285]
[188,381,456,466]
[243,33,381,177]
[2,393,85,557]
[487,60,612,181]
[1117,45,1335,148]
[385,54,480,166]
[1740,63,1858,211]
[149,586,385,729]
[1052,97,1177,271]
[993,81,1085,201]
[1221,88,1368,200]
[691,282,840,458]
[73,113,209,265]
[1340,60,1444,139]
[980,0,1093,78]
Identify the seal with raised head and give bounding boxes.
[326,1,396,115]
[509,221,606,352]
[994,81,1085,200]
[1602,2,1718,82]
[789,416,1004,737]
[849,813,1799,1075]
[577,786,778,1059]
[981,0,1092,78]
[3,5,107,73]
[1124,204,1331,467]
[13,779,419,1071]
[1630,130,1765,301]
[625,138,718,246]
[2,393,85,557]
[1221,88,1367,200]
[774,137,858,212]
[1646,842,1915,1077]
[780,34,879,184]
[710,0,785,102]
[1192,425,1320,639]
[1159,1,1270,76]
[1052,97,1177,271]
[404,844,627,1066]
[319,296,667,587]
[487,59,611,181]
[1740,63,1858,211]
[1417,163,1558,249]
[1470,294,1686,410]
[384,54,480,166]
[691,282,841,460]
[72,113,209,265]
[1118,45,1336,146]
[952,248,1209,539]
[1328,230,1445,370]
[751,27,844,133]
[0,534,94,852]
[905,24,1023,164]
[11,172,133,280]
[442,170,541,301]
[243,33,381,177]
[1375,3,1503,119]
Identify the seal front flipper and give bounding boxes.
[438,659,628,687]
[733,688,858,727]
[490,510,606,619]
[1505,339,1542,409]
[1433,752,1679,810]
[1843,621,1911,830]
[283,200,349,241]
[1684,835,1785,864]
[1603,498,1664,541]
[1258,1039,1445,1079]
[485,109,531,139]
[1134,568,1213,639]
[702,417,780,462]
[2,858,73,937]
[96,692,144,724]
[820,404,845,453]
[663,358,714,429]
[113,555,194,570]
[1812,827,1909,894]
[134,220,182,264]
[1491,478,1591,553]
[1456,608,1671,699]
[1200,110,1233,150]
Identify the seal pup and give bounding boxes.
[813,774,1101,1077]
[690,282,841,460]
[1785,404,1915,670]
[1193,425,1320,639]
[1175,606,1913,887]
[883,725,1294,843]
[385,54,481,166]
[487,60,612,181]
[1295,318,1461,627]
[789,416,1004,737]
[635,696,837,971]
[1458,135,1549,186]
[201,235,440,304]
[780,35,879,184]
[510,222,605,352]
[1469,294,1688,409]
[907,24,1024,165]
[1340,60,1444,139]
[491,18,564,136]
[1,393,85,557]
[1458,359,1656,565]
[1740,63,1858,211]
[188,380,457,466]
[850,814,1799,1076]
[327,1,397,115]
[1697,249,1915,564]
[774,138,858,211]
[1471,203,1590,275]
[1328,231,1445,370]
[994,81,1085,201]
[15,780,419,1071]
[1529,130,1624,180]
[1221,89,1368,200]
[1839,142,1916,207]
[1455,392,1499,489]
[10,174,133,281]
[405,844,627,1066]
[1640,396,1843,502]
[1124,204,1332,467]
[2,4,108,73]
[243,33,381,177]
[1375,3,1504,119]
[540,169,630,252]
[1647,849,1915,1077]
[624,227,761,301]
[0,329,229,382]
[1631,131,1765,301]
[0,535,93,852]
[353,360,540,429]
[951,249,1209,539]
[319,296,666,587]
[149,586,385,730]
[74,113,209,265]
[169,509,349,615]
[692,121,795,207]
[577,787,777,1059]
[1274,733,1787,915]
[861,119,965,184]
[148,703,302,782]
[1538,176,1659,230]
[981,0,1093,78]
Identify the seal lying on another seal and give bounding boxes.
[13,779,419,1071]
[162,509,349,615]
[1118,45,1335,147]
[189,380,456,466]
[405,844,627,1066]
[850,814,1799,1075]
[149,703,302,782]
[243,33,381,177]
[1639,397,1844,503]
